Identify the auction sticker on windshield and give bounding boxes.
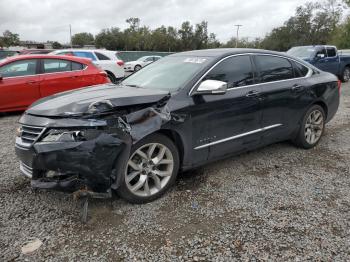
[183,58,207,64]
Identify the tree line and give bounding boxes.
[2,0,350,52]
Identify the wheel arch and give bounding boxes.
[105,70,115,78]
[156,129,185,168]
[312,100,328,119]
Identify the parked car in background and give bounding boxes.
[287,45,350,82]
[19,49,54,55]
[124,55,162,72]
[0,50,19,59]
[50,49,125,82]
[0,55,109,112]
[15,49,339,204]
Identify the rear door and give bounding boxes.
[253,55,311,144]
[0,59,40,111]
[39,58,84,97]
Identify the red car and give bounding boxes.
[0,55,110,112]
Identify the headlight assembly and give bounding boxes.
[41,129,101,142]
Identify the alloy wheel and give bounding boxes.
[125,143,174,197]
[304,109,324,145]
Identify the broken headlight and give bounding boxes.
[41,129,102,142]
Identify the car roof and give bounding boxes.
[169,48,315,68]
[0,54,93,65]
[170,48,286,57]
[53,49,117,53]
[290,45,337,49]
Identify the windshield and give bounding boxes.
[287,47,316,59]
[122,56,211,91]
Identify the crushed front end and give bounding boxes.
[15,115,132,197]
[15,95,174,198]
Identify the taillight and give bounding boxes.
[117,60,124,66]
[338,80,341,95]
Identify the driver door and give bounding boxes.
[313,47,329,71]
[191,55,263,161]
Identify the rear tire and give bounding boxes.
[341,66,350,82]
[293,105,325,149]
[117,133,179,204]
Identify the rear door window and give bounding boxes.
[203,55,255,88]
[254,55,294,83]
[43,59,71,73]
[0,59,37,77]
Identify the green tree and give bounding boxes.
[71,32,94,47]
[260,0,344,51]
[2,30,20,47]
[95,27,125,50]
[178,21,194,50]
[52,41,62,49]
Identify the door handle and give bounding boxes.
[291,84,304,92]
[245,90,260,97]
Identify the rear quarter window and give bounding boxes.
[95,52,110,60]
[72,62,85,70]
[293,62,309,77]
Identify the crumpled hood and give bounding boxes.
[26,83,169,117]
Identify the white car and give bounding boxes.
[50,49,125,82]
[124,56,162,72]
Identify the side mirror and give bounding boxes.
[316,53,325,60]
[194,80,228,95]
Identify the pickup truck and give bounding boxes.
[287,45,350,82]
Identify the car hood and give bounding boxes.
[26,83,169,117]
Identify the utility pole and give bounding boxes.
[69,24,72,48]
[234,24,242,48]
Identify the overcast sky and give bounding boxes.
[0,0,317,44]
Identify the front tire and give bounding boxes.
[117,134,179,204]
[293,105,325,149]
[134,65,142,71]
[341,66,350,82]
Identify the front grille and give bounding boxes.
[20,125,45,145]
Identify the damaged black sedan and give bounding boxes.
[15,49,340,203]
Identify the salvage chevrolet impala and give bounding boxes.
[15,49,340,203]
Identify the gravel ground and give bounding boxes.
[1,84,350,261]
